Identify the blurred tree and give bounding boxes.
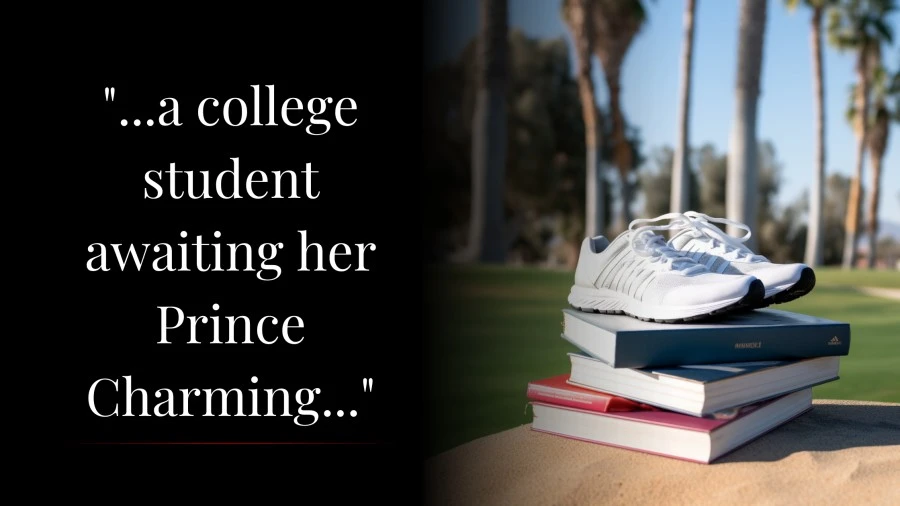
[649,142,780,243]
[754,142,800,261]
[864,51,898,267]
[423,58,470,259]
[893,51,900,121]
[785,174,857,265]
[642,146,700,217]
[562,0,605,238]
[824,173,855,264]
[727,0,768,252]
[591,0,648,227]
[467,0,509,263]
[697,144,728,218]
[756,141,783,227]
[828,0,895,268]
[876,236,900,267]
[693,142,783,259]
[785,0,836,267]
[759,195,808,264]
[424,29,636,265]
[671,0,697,215]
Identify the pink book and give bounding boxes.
[526,374,658,412]
[528,375,813,463]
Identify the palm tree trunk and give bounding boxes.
[468,0,508,263]
[671,0,697,215]
[805,6,825,267]
[568,0,604,238]
[865,155,881,268]
[726,0,767,252]
[842,142,865,268]
[842,59,869,269]
[605,70,633,227]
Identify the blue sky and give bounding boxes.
[427,0,900,220]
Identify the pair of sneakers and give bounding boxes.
[568,211,816,323]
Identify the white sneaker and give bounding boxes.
[668,211,816,306]
[568,215,764,322]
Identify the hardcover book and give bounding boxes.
[561,308,850,368]
[567,353,839,416]
[526,374,658,413]
[530,386,813,464]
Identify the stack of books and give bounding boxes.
[526,308,851,463]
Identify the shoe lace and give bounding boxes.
[682,211,768,262]
[627,213,708,275]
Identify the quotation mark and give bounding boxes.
[363,378,373,392]
[105,86,154,127]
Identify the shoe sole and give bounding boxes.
[568,279,766,323]
[753,267,816,309]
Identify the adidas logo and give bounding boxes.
[827,336,842,346]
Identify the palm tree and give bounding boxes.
[562,0,605,238]
[828,0,895,269]
[591,0,647,227]
[468,0,508,262]
[726,0,768,251]
[786,0,834,267]
[671,0,697,215]
[864,52,898,267]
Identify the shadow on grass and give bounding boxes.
[718,403,900,464]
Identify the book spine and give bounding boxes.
[526,385,612,412]
[613,324,850,368]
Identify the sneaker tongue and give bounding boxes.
[633,231,700,272]
[668,223,765,263]
[668,229,695,250]
[669,252,701,271]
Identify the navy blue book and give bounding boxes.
[561,308,850,369]
[567,352,840,416]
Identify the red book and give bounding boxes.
[526,374,658,412]
[527,376,813,463]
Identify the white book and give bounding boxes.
[567,352,839,417]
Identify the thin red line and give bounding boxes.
[82,441,381,445]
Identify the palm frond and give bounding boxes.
[871,64,889,95]
[826,0,896,50]
[634,0,649,21]
[867,102,890,158]
[845,83,860,126]
[871,18,895,43]
[889,68,900,94]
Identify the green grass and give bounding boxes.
[805,267,900,289]
[425,265,900,456]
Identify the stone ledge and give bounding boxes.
[425,400,900,505]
